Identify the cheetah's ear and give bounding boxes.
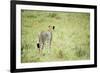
[53,26,55,30]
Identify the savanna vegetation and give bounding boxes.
[21,10,90,63]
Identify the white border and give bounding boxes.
[16,4,94,69]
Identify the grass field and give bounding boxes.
[21,10,90,63]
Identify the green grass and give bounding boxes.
[21,10,90,63]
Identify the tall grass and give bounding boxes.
[21,10,90,63]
